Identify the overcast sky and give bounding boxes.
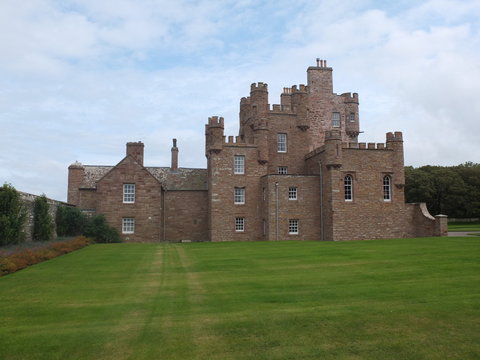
[1,0,479,201]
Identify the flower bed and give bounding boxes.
[0,236,91,276]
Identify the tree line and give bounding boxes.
[405,162,480,219]
[0,184,120,246]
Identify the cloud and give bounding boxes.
[0,0,479,201]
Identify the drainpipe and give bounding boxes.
[318,161,324,241]
[162,187,167,241]
[275,182,279,241]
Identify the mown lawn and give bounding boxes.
[448,222,480,232]
[0,237,479,360]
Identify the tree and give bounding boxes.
[56,206,87,237]
[405,163,479,218]
[33,195,54,242]
[0,183,27,245]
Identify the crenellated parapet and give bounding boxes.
[205,116,225,156]
[340,92,359,104]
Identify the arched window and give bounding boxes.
[383,175,392,201]
[344,175,353,201]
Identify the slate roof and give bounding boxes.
[79,165,207,191]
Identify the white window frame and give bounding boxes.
[122,218,135,234]
[235,217,245,232]
[288,187,297,200]
[277,133,287,153]
[123,184,135,203]
[234,155,245,174]
[349,112,355,122]
[332,112,341,128]
[289,219,299,235]
[344,175,353,202]
[278,166,288,175]
[234,187,245,204]
[383,175,392,201]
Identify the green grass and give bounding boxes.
[448,222,480,232]
[0,238,479,359]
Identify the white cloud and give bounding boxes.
[0,0,478,201]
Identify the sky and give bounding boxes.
[1,0,479,201]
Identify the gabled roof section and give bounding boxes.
[81,166,113,188]
[79,165,207,191]
[147,167,207,191]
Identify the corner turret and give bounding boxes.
[67,161,85,205]
[324,130,343,168]
[205,116,225,156]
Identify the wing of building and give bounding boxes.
[68,59,447,242]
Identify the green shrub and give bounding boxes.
[84,214,121,243]
[0,184,27,245]
[56,206,88,237]
[33,195,54,242]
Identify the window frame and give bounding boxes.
[344,175,353,202]
[277,133,287,153]
[383,175,392,202]
[234,155,245,174]
[278,166,288,175]
[235,217,245,232]
[349,112,355,122]
[122,218,135,234]
[234,187,245,204]
[288,187,298,200]
[123,184,135,203]
[288,219,299,235]
[332,112,341,128]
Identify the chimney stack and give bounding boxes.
[126,142,144,166]
[171,138,178,171]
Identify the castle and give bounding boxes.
[68,60,447,242]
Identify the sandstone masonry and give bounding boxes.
[68,60,447,242]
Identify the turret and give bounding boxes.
[126,141,144,166]
[250,82,269,116]
[343,92,360,142]
[324,130,343,168]
[67,161,84,205]
[205,116,225,156]
[291,84,309,130]
[253,118,269,164]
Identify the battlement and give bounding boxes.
[346,142,389,150]
[270,104,295,113]
[386,131,403,142]
[282,84,308,94]
[240,97,250,104]
[207,116,224,127]
[225,135,248,145]
[340,92,359,103]
[250,82,268,91]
